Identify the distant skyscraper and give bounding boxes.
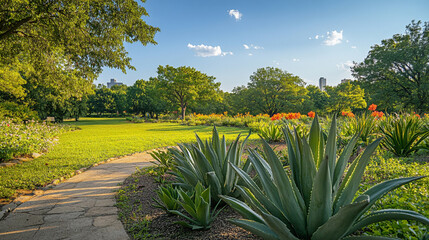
[341,78,351,84]
[319,77,326,91]
[107,78,124,88]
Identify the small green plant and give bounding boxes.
[379,114,429,157]
[221,115,429,239]
[152,184,180,213]
[258,122,283,142]
[170,182,222,230]
[149,149,175,183]
[169,126,251,202]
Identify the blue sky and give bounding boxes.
[96,0,429,91]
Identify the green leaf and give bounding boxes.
[355,176,425,218]
[325,115,337,180]
[334,138,382,213]
[309,114,323,167]
[228,219,280,240]
[219,195,264,223]
[347,209,429,235]
[260,211,300,240]
[333,133,359,194]
[311,196,370,240]
[260,138,307,236]
[307,152,332,235]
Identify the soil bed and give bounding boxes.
[117,171,261,240]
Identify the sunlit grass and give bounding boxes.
[0,118,256,199]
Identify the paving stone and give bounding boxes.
[47,205,85,214]
[95,198,115,207]
[93,215,119,227]
[0,151,154,240]
[0,213,44,230]
[44,212,84,222]
[85,207,117,217]
[91,223,129,240]
[0,226,39,240]
[33,218,93,240]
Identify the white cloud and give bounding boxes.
[337,60,354,71]
[293,58,300,62]
[315,35,320,40]
[351,46,357,49]
[324,30,343,46]
[187,43,232,57]
[248,53,253,56]
[243,44,263,50]
[308,37,312,40]
[346,40,349,43]
[273,60,280,66]
[228,9,242,21]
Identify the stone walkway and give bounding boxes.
[0,152,154,240]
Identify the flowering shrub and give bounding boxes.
[271,112,302,121]
[371,111,385,118]
[0,119,72,162]
[368,104,377,111]
[341,111,355,117]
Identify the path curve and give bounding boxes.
[0,151,154,240]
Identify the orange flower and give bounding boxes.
[377,111,384,118]
[415,114,421,118]
[368,104,377,111]
[347,112,355,118]
[341,111,347,116]
[308,111,315,118]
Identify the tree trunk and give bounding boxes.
[181,106,186,120]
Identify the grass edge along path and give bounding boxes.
[0,118,257,200]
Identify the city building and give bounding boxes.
[319,77,326,91]
[341,79,352,84]
[107,78,123,88]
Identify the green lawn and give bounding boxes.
[0,118,256,199]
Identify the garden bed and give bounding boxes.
[116,171,261,240]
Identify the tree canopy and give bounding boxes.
[0,0,159,121]
[156,65,221,119]
[247,67,306,116]
[325,81,366,113]
[352,20,429,112]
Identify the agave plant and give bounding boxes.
[259,122,283,142]
[170,182,222,230]
[221,115,428,239]
[379,114,429,157]
[169,126,251,202]
[152,184,180,213]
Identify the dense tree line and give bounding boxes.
[1,19,427,121]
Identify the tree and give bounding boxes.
[325,82,366,113]
[352,20,429,112]
[247,67,307,116]
[305,85,329,113]
[226,86,255,115]
[156,65,221,119]
[111,85,129,116]
[0,0,159,119]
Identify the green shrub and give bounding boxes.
[170,182,222,230]
[0,101,39,122]
[258,122,283,142]
[152,184,180,213]
[0,119,70,161]
[169,126,251,203]
[379,114,429,157]
[221,116,429,239]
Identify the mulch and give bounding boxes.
[118,173,262,240]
